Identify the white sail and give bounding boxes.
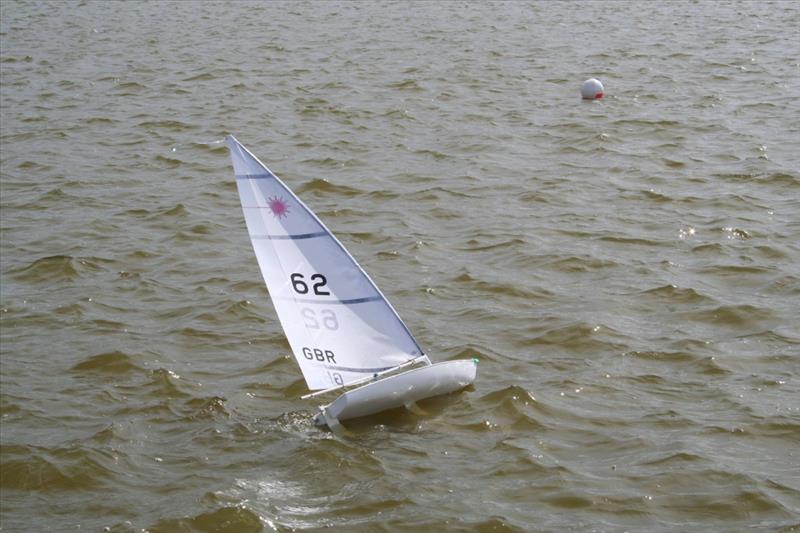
[227,136,425,391]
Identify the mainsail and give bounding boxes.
[228,136,424,390]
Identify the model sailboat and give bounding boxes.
[227,136,477,428]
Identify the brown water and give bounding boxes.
[2,1,799,531]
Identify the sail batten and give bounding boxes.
[271,294,383,305]
[324,364,395,373]
[236,174,275,180]
[228,135,425,391]
[250,232,328,240]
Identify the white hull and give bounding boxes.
[314,359,477,427]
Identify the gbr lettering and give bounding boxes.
[301,347,337,363]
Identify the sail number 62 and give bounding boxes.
[290,273,330,295]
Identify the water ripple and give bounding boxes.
[2,1,799,531]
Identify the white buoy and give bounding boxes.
[581,78,604,100]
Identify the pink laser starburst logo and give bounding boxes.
[267,196,290,219]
